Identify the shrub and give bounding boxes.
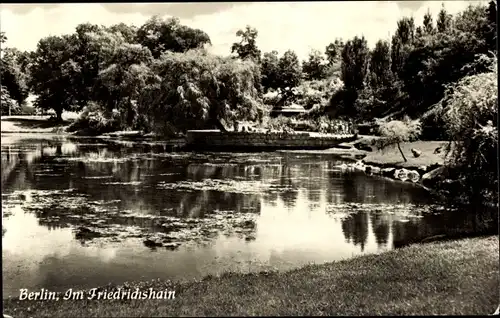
[260,116,295,133]
[263,90,281,105]
[67,102,122,135]
[314,117,353,134]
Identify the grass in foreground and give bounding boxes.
[363,141,448,168]
[3,236,498,317]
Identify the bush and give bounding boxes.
[259,115,353,135]
[263,90,281,105]
[313,117,353,134]
[260,116,295,133]
[67,102,122,135]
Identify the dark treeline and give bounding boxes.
[0,3,496,129]
[0,2,497,206]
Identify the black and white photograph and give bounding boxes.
[1,1,498,316]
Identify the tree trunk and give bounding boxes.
[397,142,407,162]
[213,118,227,132]
[56,109,63,122]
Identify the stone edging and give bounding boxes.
[343,160,444,189]
[185,130,358,150]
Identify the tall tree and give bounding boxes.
[1,47,30,107]
[89,29,156,127]
[391,17,416,77]
[136,16,211,58]
[423,9,435,35]
[369,40,392,89]
[29,35,81,121]
[437,4,453,33]
[278,50,302,89]
[261,50,280,91]
[231,25,261,62]
[302,49,326,80]
[73,23,103,108]
[107,23,138,44]
[395,17,416,44]
[486,0,497,51]
[341,36,370,91]
[1,31,32,111]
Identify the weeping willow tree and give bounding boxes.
[441,54,498,205]
[139,49,264,135]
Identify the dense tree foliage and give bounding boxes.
[135,16,211,58]
[437,4,453,33]
[341,36,370,91]
[369,40,393,89]
[325,39,344,65]
[90,30,156,127]
[261,51,280,92]
[1,48,30,107]
[140,50,263,135]
[423,9,435,35]
[0,32,30,115]
[231,25,261,62]
[302,49,326,81]
[1,86,20,115]
[440,55,497,205]
[29,35,81,120]
[277,50,302,90]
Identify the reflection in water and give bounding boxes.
[3,135,492,298]
[342,212,370,251]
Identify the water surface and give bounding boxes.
[2,134,475,298]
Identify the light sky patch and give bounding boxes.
[0,1,485,60]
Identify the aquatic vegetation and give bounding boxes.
[157,178,297,195]
[325,202,438,219]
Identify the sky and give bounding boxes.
[0,1,486,60]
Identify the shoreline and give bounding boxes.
[3,235,498,316]
[1,122,448,190]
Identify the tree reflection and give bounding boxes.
[4,138,471,254]
[371,213,390,247]
[341,211,369,251]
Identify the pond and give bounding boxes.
[1,134,493,298]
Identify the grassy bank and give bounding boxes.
[362,141,448,169]
[1,115,75,134]
[3,236,498,317]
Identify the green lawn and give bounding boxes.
[363,141,449,169]
[3,236,498,317]
[1,115,73,134]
